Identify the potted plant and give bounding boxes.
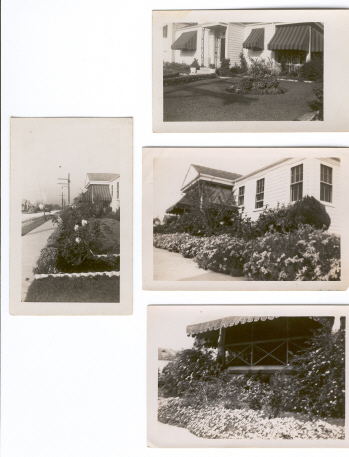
[190,58,200,74]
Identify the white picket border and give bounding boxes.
[35,271,120,280]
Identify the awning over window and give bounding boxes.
[268,25,310,51]
[171,31,197,51]
[243,28,264,50]
[311,27,324,52]
[81,185,111,202]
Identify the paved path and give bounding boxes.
[22,219,56,301]
[153,247,246,281]
[149,421,209,447]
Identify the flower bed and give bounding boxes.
[158,397,345,440]
[226,76,287,95]
[153,226,340,281]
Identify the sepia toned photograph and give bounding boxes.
[153,10,349,133]
[148,306,347,447]
[143,148,349,291]
[10,118,133,315]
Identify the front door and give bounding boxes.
[220,36,226,61]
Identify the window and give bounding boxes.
[163,25,168,38]
[117,182,119,199]
[111,185,114,197]
[320,164,332,203]
[255,178,264,209]
[290,164,303,201]
[238,186,245,206]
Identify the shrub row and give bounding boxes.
[155,197,331,239]
[159,324,345,419]
[163,73,216,86]
[153,225,340,281]
[226,76,287,95]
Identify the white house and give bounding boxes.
[234,158,340,234]
[163,22,323,71]
[166,158,340,234]
[82,172,120,212]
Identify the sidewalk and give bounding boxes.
[148,421,209,447]
[153,247,246,281]
[22,219,56,301]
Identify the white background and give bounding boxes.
[2,1,349,456]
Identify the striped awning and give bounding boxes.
[243,28,265,50]
[186,316,327,336]
[311,27,324,52]
[81,185,111,202]
[268,25,311,51]
[171,31,197,51]
[166,195,193,214]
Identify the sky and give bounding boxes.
[17,118,120,206]
[149,306,246,351]
[153,151,288,219]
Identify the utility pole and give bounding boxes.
[59,191,65,209]
[57,173,70,206]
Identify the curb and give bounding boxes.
[35,271,120,279]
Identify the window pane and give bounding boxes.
[321,165,332,184]
[321,183,332,203]
[291,182,303,201]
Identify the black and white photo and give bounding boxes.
[10,118,133,315]
[148,306,347,447]
[143,148,349,291]
[153,10,349,133]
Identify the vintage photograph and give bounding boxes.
[10,118,133,315]
[153,10,349,133]
[148,306,347,447]
[143,148,349,291]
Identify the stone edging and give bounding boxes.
[35,271,120,279]
[94,254,120,258]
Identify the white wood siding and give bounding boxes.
[173,26,202,65]
[227,23,244,65]
[235,158,340,234]
[242,23,276,63]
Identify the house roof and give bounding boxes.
[192,165,242,182]
[86,173,119,182]
[166,195,193,214]
[186,316,326,336]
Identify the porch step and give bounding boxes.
[197,67,215,75]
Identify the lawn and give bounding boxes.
[25,275,120,302]
[163,77,316,122]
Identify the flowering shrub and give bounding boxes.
[153,233,192,253]
[158,398,345,439]
[288,323,345,418]
[159,347,226,399]
[226,76,286,95]
[194,235,246,276]
[243,225,340,281]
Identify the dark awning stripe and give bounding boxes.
[243,28,264,50]
[171,31,197,51]
[81,185,111,202]
[311,27,324,52]
[268,25,310,51]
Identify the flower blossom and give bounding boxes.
[74,224,79,231]
[75,237,81,243]
[82,220,88,226]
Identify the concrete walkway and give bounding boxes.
[149,421,209,448]
[153,247,246,281]
[22,219,56,301]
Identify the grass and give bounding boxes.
[25,275,120,302]
[22,215,53,236]
[93,218,120,254]
[163,77,316,122]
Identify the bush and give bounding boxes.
[190,58,200,70]
[34,247,59,274]
[288,323,345,418]
[226,75,286,95]
[285,196,330,230]
[309,82,324,120]
[243,225,340,281]
[247,57,279,78]
[216,58,230,76]
[159,347,226,399]
[300,57,323,82]
[163,73,216,86]
[163,61,190,74]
